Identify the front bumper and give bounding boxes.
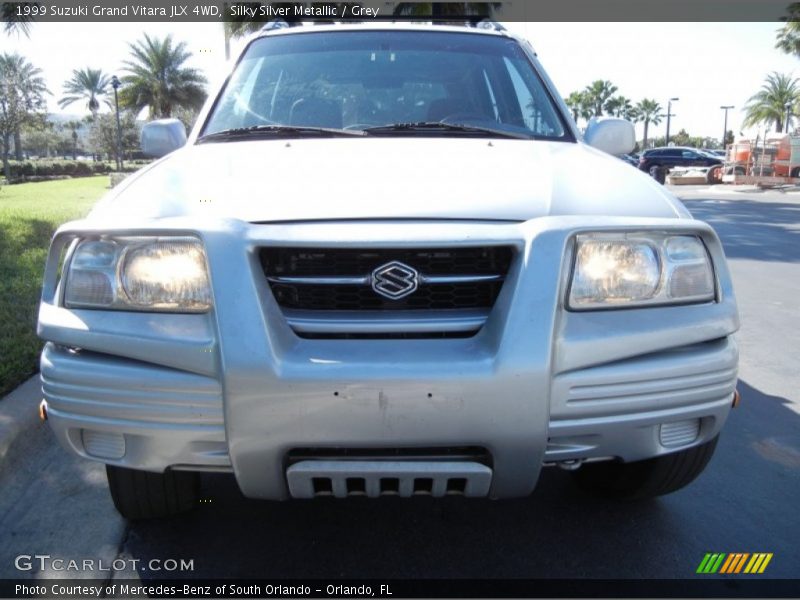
[38,216,739,500]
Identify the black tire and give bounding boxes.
[649,165,666,184]
[106,465,199,519]
[572,436,719,500]
[706,165,723,184]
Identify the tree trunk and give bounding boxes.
[13,127,22,160]
[2,133,11,182]
[643,121,649,149]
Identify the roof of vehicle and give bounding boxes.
[644,146,707,153]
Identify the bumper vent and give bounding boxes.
[81,429,126,459]
[260,246,513,338]
[659,419,701,448]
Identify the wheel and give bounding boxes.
[106,465,199,519]
[649,165,666,184]
[706,164,723,184]
[572,436,719,500]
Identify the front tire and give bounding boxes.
[106,465,199,519]
[706,164,723,184]
[649,165,666,184]
[572,436,719,500]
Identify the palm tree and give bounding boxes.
[0,53,48,177]
[2,2,37,38]
[64,120,82,159]
[564,91,592,124]
[583,80,618,117]
[775,3,800,57]
[119,33,208,119]
[605,95,635,120]
[743,72,800,133]
[58,68,112,119]
[635,98,662,149]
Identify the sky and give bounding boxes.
[1,21,797,141]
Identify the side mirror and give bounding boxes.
[584,117,635,155]
[141,119,187,158]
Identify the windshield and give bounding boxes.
[201,30,570,140]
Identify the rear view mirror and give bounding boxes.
[141,119,187,158]
[584,117,635,155]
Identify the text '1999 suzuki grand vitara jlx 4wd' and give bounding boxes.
[38,22,739,519]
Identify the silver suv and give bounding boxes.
[38,22,739,519]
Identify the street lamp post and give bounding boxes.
[110,75,123,171]
[785,102,793,134]
[665,97,679,146]
[720,105,734,149]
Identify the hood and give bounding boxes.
[90,138,687,222]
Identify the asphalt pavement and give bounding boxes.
[1,185,798,583]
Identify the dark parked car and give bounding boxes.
[638,147,722,175]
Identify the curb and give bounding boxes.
[0,375,46,477]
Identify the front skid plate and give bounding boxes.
[287,460,492,498]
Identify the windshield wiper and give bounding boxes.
[361,121,532,140]
[197,124,365,143]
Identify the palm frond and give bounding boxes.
[2,2,39,38]
[119,33,208,118]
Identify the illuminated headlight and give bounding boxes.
[64,237,211,312]
[568,233,715,310]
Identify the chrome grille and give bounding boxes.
[261,246,512,311]
[260,246,513,337]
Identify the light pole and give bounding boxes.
[665,97,679,146]
[110,75,123,171]
[785,102,793,134]
[720,105,734,149]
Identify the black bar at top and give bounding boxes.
[0,0,795,23]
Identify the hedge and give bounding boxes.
[5,160,148,181]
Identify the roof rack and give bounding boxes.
[258,18,509,34]
[260,19,300,32]
[474,19,507,32]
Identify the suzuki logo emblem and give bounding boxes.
[371,261,419,300]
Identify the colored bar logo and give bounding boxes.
[696,553,773,574]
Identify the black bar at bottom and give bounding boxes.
[1,578,799,598]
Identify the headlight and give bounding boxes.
[568,233,715,310]
[64,237,212,312]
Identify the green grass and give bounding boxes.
[0,176,108,396]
